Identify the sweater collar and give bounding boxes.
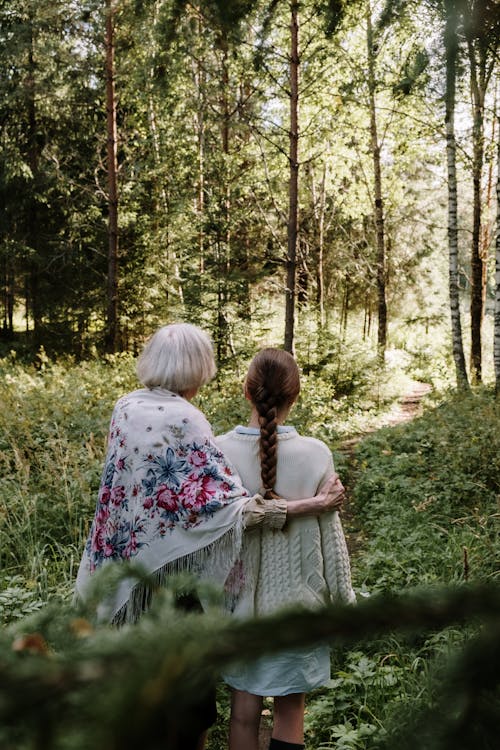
[235,425,297,435]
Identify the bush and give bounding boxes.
[350,389,500,592]
[0,352,137,602]
[302,388,500,749]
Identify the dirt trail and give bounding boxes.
[338,380,432,455]
[339,380,432,557]
[257,381,432,749]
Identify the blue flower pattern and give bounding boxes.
[86,402,246,571]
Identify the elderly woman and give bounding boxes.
[75,323,344,749]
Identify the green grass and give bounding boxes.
[300,388,500,749]
[0,344,407,611]
[2,346,499,748]
[0,352,137,610]
[351,388,500,591]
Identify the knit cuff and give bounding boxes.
[262,496,288,530]
[242,495,288,530]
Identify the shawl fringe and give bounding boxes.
[111,519,244,625]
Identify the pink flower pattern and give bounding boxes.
[85,408,246,570]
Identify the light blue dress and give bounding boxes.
[223,644,331,696]
[218,425,333,697]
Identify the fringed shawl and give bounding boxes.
[75,387,249,623]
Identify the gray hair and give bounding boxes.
[136,323,216,394]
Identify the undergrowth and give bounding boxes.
[351,388,500,591]
[0,351,137,614]
[0,345,404,612]
[1,348,499,749]
[301,388,500,749]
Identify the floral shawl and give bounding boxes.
[75,387,249,623]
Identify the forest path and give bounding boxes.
[256,380,431,749]
[338,380,432,456]
[338,379,432,557]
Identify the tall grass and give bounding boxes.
[0,344,406,621]
[302,388,500,749]
[0,352,137,614]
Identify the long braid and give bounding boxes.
[257,395,278,499]
[245,349,300,500]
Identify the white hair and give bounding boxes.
[136,323,216,393]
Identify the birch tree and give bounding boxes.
[465,0,499,383]
[379,0,469,387]
[444,0,469,389]
[495,103,500,394]
[284,1,300,353]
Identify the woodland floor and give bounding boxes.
[339,380,432,556]
[257,380,432,749]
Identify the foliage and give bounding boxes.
[0,576,45,625]
[0,351,137,598]
[0,0,109,353]
[351,388,500,591]
[1,358,500,748]
[301,387,500,749]
[1,578,500,748]
[0,342,404,603]
[1,0,481,365]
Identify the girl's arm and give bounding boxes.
[243,473,345,529]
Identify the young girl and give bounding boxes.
[216,348,356,750]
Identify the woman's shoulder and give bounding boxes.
[113,388,213,435]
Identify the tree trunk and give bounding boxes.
[481,97,497,313]
[445,0,469,390]
[149,3,183,307]
[6,262,14,337]
[193,10,206,299]
[233,78,253,319]
[24,275,29,333]
[297,240,308,308]
[26,17,41,348]
[1,258,7,338]
[310,163,327,328]
[147,1,183,309]
[467,39,488,383]
[494,102,500,394]
[363,300,372,340]
[216,35,231,363]
[105,0,119,353]
[284,1,299,354]
[366,2,387,362]
[340,280,349,340]
[148,94,184,306]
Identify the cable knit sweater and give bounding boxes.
[215,426,356,619]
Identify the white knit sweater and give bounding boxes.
[215,426,356,618]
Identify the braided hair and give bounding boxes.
[245,348,300,499]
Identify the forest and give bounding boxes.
[0,0,499,748]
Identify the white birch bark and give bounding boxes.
[494,102,500,393]
[444,0,469,389]
[105,0,119,353]
[366,1,387,362]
